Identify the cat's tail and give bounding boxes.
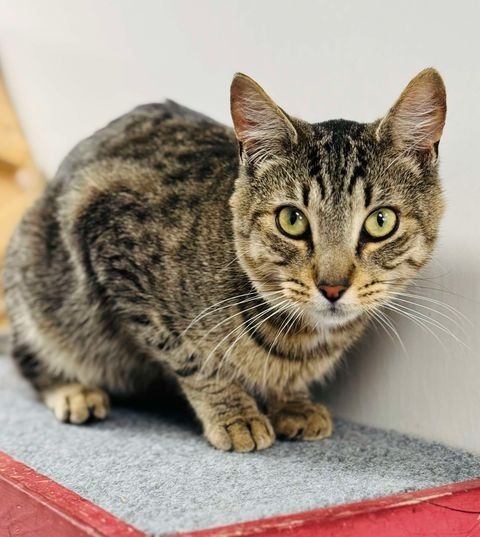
[0,329,10,356]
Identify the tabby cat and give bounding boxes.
[4,69,446,452]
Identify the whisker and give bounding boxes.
[381,303,448,351]
[214,301,294,382]
[178,291,257,336]
[365,306,408,357]
[261,306,301,389]
[387,294,468,335]
[202,299,290,376]
[389,290,471,324]
[365,309,396,346]
[376,308,408,357]
[192,292,286,352]
[387,299,468,347]
[377,278,472,302]
[178,289,284,341]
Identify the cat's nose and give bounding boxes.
[317,282,349,303]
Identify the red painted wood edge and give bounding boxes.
[1,448,479,537]
[174,478,480,537]
[0,451,146,537]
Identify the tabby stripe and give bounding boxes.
[287,278,308,289]
[174,355,200,377]
[308,148,326,199]
[12,344,42,380]
[250,209,269,227]
[360,279,379,289]
[316,173,326,199]
[175,363,200,377]
[156,335,175,350]
[347,166,363,194]
[363,183,372,208]
[263,233,299,264]
[106,268,146,292]
[358,289,382,298]
[389,232,410,250]
[129,314,151,325]
[383,256,426,271]
[302,184,310,207]
[405,257,425,269]
[288,288,310,298]
[381,260,404,270]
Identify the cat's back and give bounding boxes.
[5,101,239,312]
[55,100,239,188]
[4,100,240,355]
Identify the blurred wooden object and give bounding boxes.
[0,74,45,328]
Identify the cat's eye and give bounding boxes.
[363,207,398,240]
[276,206,309,238]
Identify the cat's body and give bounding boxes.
[4,70,446,451]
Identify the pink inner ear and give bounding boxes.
[399,86,445,148]
[230,74,298,163]
[231,76,264,143]
[231,101,257,143]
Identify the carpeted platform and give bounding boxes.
[1,354,479,535]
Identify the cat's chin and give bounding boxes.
[313,306,362,328]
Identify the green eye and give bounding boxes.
[364,207,398,239]
[277,206,309,238]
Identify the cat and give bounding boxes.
[3,68,446,452]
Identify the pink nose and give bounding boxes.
[318,284,348,303]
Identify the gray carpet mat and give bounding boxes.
[1,354,479,535]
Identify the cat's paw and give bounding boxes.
[270,401,332,441]
[42,383,110,424]
[204,412,275,453]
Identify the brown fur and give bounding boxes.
[3,70,446,451]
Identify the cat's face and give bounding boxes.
[230,70,446,328]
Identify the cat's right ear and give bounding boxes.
[230,73,297,165]
[376,68,446,165]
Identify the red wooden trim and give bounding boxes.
[176,478,480,537]
[0,451,146,537]
[1,449,479,537]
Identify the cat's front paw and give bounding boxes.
[204,412,275,453]
[270,401,332,441]
[42,383,110,424]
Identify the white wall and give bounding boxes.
[1,0,479,452]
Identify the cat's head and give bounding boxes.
[230,69,446,328]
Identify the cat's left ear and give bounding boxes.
[230,73,298,165]
[377,68,446,164]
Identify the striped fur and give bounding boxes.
[3,70,446,451]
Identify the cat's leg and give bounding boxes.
[267,389,332,441]
[11,339,110,425]
[178,373,275,452]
